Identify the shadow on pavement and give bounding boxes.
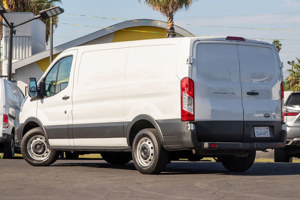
[51,160,300,176]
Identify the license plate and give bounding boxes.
[254,127,270,137]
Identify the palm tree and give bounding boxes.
[4,0,32,11]
[272,39,282,53]
[139,0,193,37]
[285,58,300,91]
[4,0,61,43]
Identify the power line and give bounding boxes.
[61,22,300,42]
[67,13,300,32]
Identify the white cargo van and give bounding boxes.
[0,79,24,158]
[18,37,286,173]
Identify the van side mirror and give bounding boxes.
[28,78,38,98]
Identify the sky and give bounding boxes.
[51,0,300,78]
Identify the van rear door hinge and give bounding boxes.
[186,57,194,65]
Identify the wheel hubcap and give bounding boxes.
[27,135,51,161]
[141,144,150,160]
[136,137,154,167]
[32,141,46,154]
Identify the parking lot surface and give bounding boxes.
[0,158,300,200]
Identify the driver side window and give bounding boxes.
[44,56,73,97]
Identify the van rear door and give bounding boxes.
[238,43,282,142]
[192,42,244,142]
[192,40,281,143]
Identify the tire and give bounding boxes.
[132,128,169,174]
[65,152,79,159]
[21,127,59,166]
[274,148,292,162]
[101,152,132,165]
[188,154,203,162]
[220,150,256,172]
[3,133,15,159]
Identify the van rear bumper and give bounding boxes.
[158,119,287,151]
[201,140,286,150]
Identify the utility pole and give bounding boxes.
[50,16,53,63]
[7,22,14,81]
[0,4,64,81]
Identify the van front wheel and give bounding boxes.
[132,128,169,174]
[21,127,59,166]
[220,150,256,172]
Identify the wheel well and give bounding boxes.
[129,120,155,146]
[23,122,39,137]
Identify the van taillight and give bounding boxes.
[226,36,246,41]
[3,114,9,128]
[281,82,284,121]
[181,77,194,121]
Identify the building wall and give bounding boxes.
[81,33,115,46]
[1,12,45,76]
[13,63,43,94]
[2,13,46,54]
[113,26,165,42]
[2,36,32,60]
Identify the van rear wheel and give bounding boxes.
[3,133,15,159]
[101,152,132,165]
[132,128,169,174]
[220,150,256,172]
[21,127,59,166]
[274,148,292,162]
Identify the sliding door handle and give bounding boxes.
[62,95,70,100]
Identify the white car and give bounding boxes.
[18,37,286,173]
[0,79,24,158]
[275,92,300,162]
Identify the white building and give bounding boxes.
[1,12,45,78]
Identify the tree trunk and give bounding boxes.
[166,12,176,38]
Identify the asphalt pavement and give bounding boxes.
[0,158,299,200]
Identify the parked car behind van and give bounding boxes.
[275,92,300,162]
[18,37,286,174]
[0,79,24,158]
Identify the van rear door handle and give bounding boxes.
[62,95,70,100]
[247,91,259,96]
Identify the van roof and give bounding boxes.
[67,36,272,52]
[194,36,271,45]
